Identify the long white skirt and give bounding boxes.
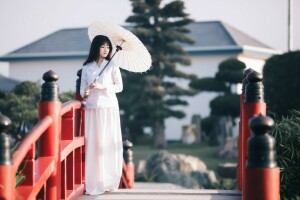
[85,107,123,195]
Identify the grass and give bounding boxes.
[132,142,237,171]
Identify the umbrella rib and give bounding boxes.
[133,51,144,72]
[88,20,152,72]
[131,51,144,72]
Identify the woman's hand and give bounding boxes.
[91,82,106,90]
[84,86,91,99]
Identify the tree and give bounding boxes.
[263,50,300,117]
[189,58,246,136]
[13,81,40,99]
[271,110,300,199]
[60,91,75,103]
[190,58,245,118]
[121,0,197,148]
[0,81,40,144]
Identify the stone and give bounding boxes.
[137,150,217,189]
[218,137,238,159]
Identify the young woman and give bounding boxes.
[80,35,123,195]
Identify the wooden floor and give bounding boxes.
[77,183,242,200]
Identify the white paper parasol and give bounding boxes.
[88,20,152,73]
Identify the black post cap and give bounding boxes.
[243,68,255,77]
[242,68,254,94]
[42,70,59,82]
[0,113,12,133]
[247,114,277,168]
[245,70,264,103]
[247,70,263,83]
[76,69,82,94]
[249,114,274,135]
[123,140,133,165]
[123,140,133,149]
[0,113,12,165]
[40,70,60,102]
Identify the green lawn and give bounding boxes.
[132,142,237,171]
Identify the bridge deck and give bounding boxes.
[77,183,242,200]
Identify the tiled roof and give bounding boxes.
[0,74,20,92]
[0,21,275,61]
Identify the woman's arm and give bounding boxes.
[80,67,88,98]
[105,66,123,93]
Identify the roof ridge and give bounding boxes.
[8,27,88,55]
[57,27,87,31]
[221,21,272,49]
[218,21,239,46]
[7,29,63,55]
[0,21,277,61]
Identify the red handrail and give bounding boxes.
[61,100,82,115]
[14,100,85,199]
[13,116,53,170]
[0,70,133,200]
[60,100,85,199]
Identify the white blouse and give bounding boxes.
[80,60,123,109]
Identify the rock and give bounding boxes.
[217,163,237,179]
[172,154,207,172]
[210,116,233,146]
[139,150,216,189]
[182,124,197,145]
[157,171,199,189]
[136,160,146,174]
[206,170,218,184]
[191,170,217,188]
[218,137,238,158]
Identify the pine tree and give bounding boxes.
[189,58,246,136]
[263,51,300,117]
[0,81,40,144]
[120,0,197,148]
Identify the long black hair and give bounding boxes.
[83,35,113,66]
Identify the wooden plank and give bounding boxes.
[76,188,242,200]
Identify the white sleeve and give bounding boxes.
[80,67,88,98]
[105,66,123,93]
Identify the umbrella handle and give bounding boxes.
[89,41,124,94]
[116,40,124,52]
[83,41,124,102]
[116,45,122,51]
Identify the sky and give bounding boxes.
[0,0,299,76]
[0,0,299,58]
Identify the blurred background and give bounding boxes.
[0,0,299,196]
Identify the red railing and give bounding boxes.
[237,70,280,200]
[60,100,85,199]
[1,99,85,199]
[0,70,134,200]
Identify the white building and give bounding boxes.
[0,21,280,140]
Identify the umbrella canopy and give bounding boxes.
[88,20,152,73]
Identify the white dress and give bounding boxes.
[80,60,123,195]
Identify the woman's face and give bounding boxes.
[99,42,110,59]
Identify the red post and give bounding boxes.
[74,69,84,137]
[245,115,280,200]
[38,70,61,200]
[241,70,266,195]
[74,68,86,182]
[237,68,254,190]
[122,140,134,188]
[0,114,14,200]
[125,164,134,188]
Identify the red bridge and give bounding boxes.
[0,69,280,200]
[0,70,133,199]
